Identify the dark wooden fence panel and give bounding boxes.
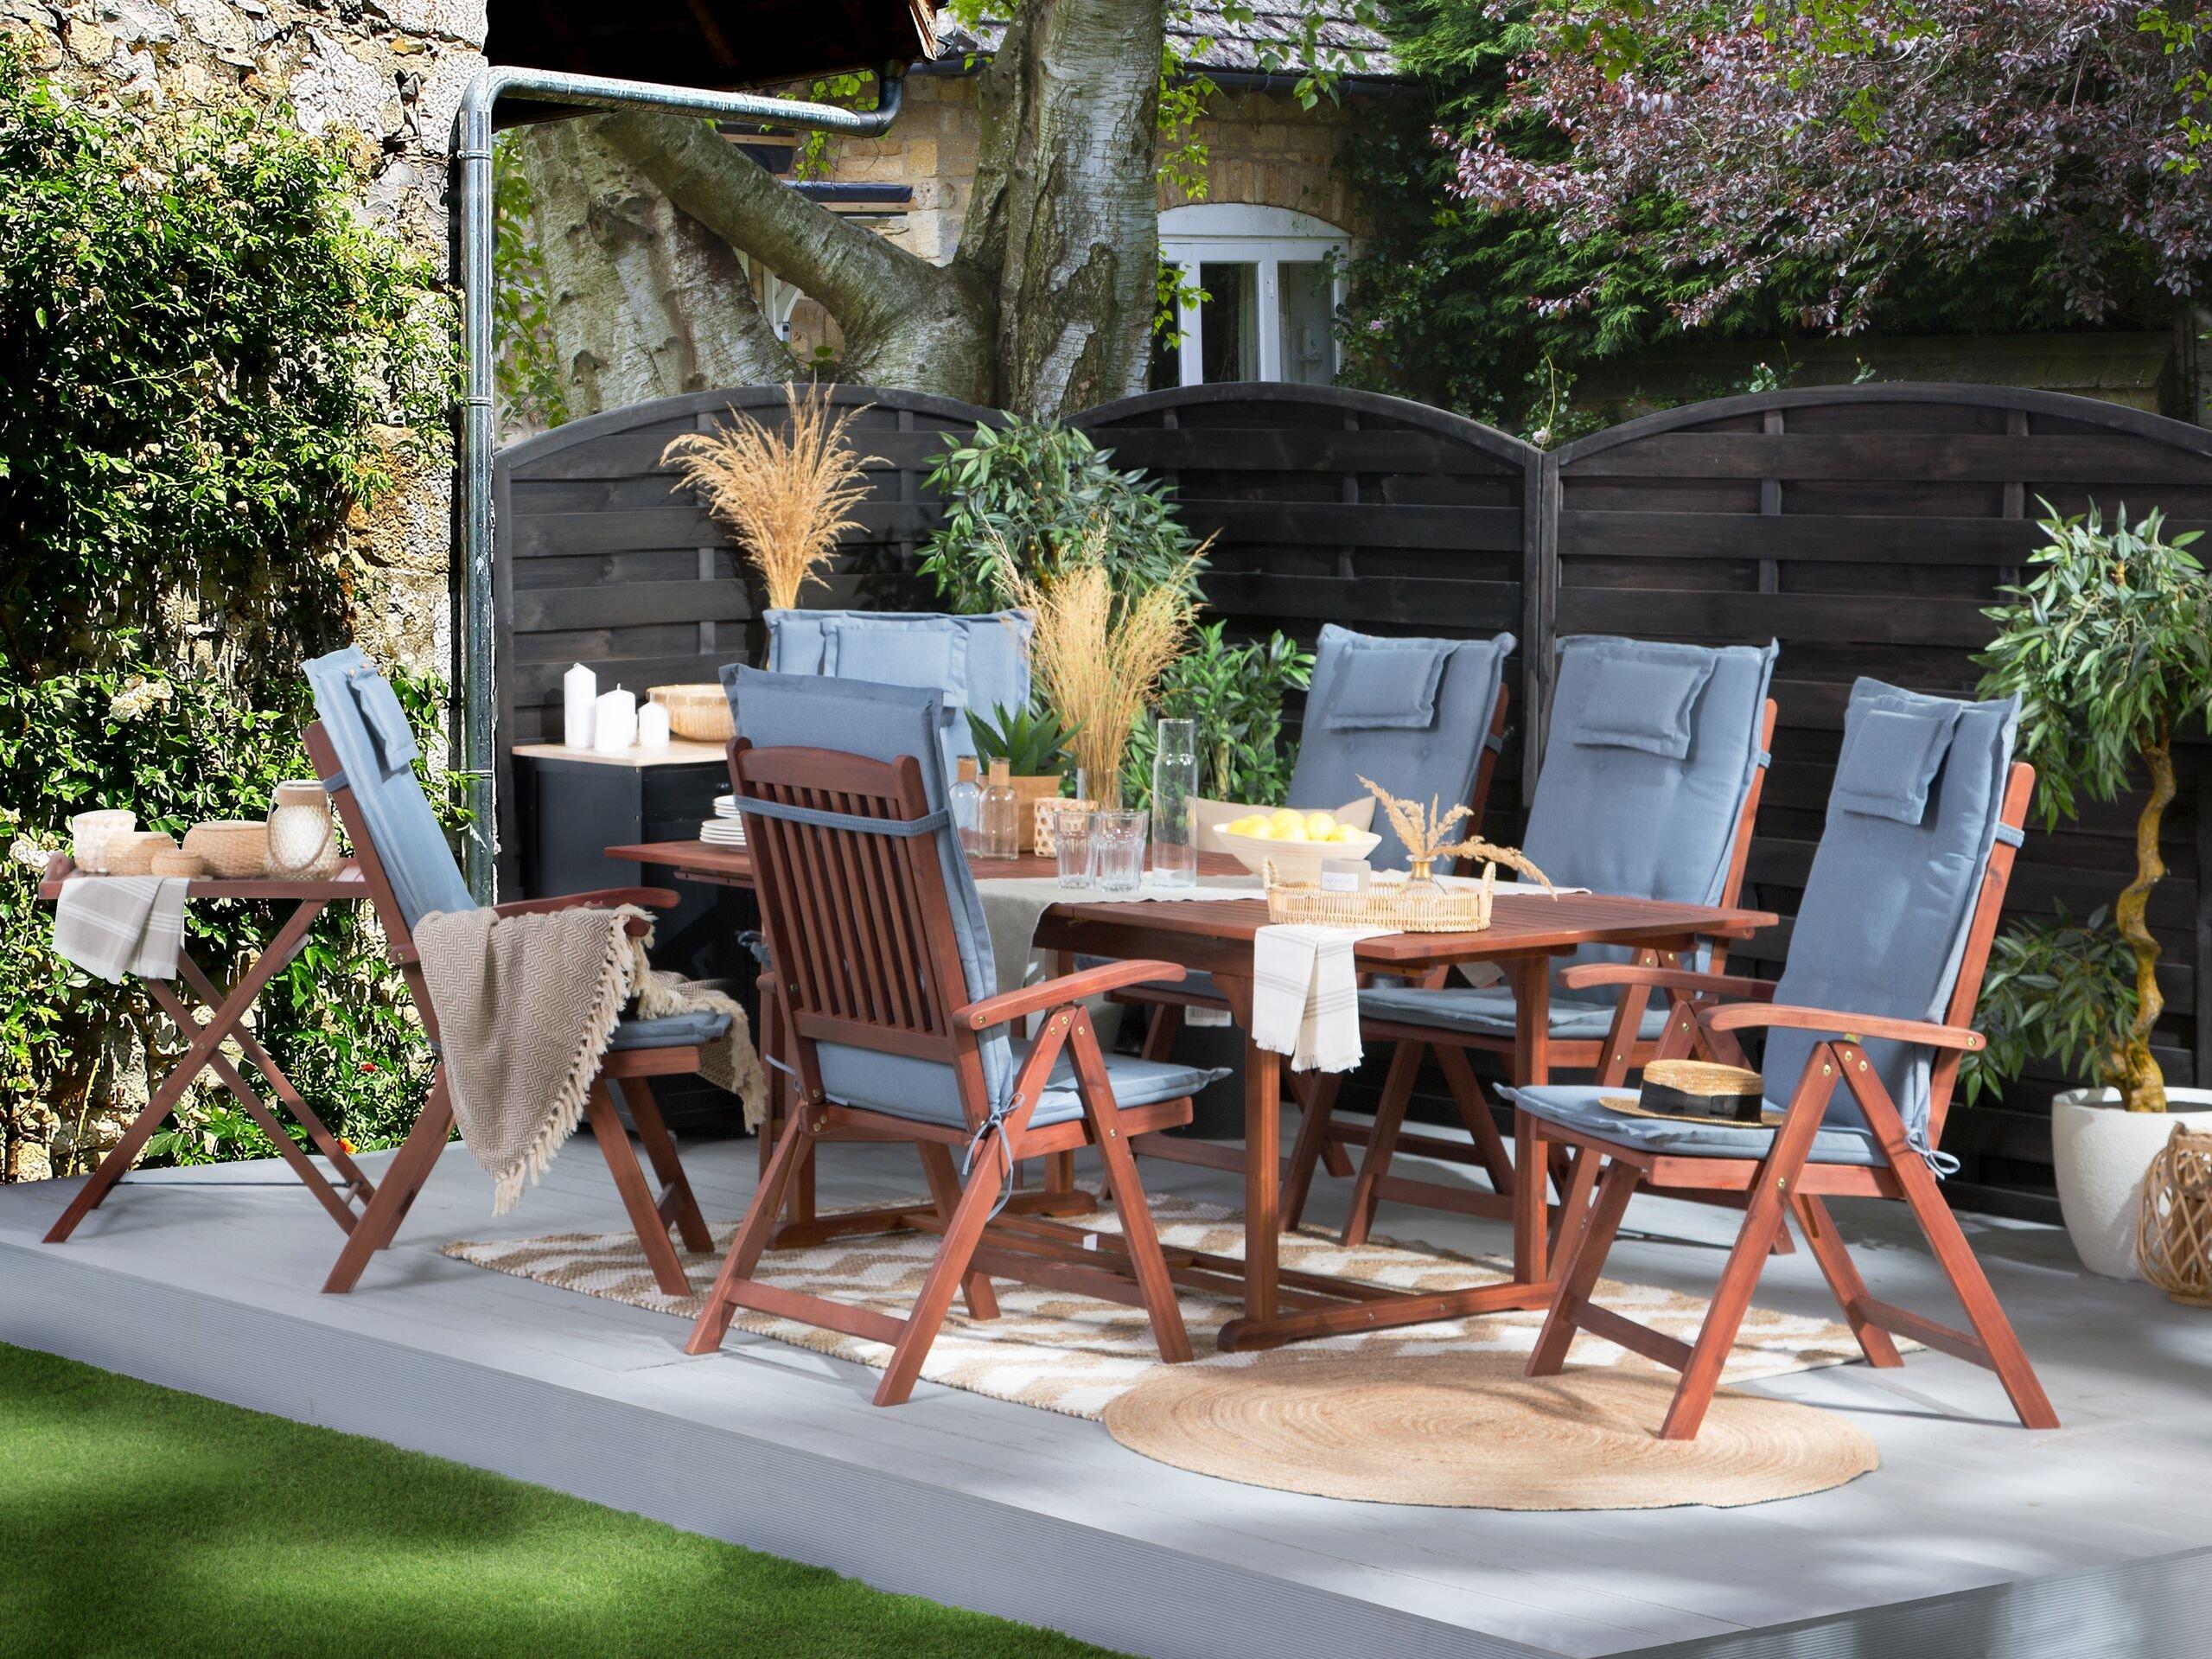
[1074,385,1543,833]
[1550,386,2212,1219]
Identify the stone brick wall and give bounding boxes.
[2,0,488,673]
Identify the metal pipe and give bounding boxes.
[451,62,907,898]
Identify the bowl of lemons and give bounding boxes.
[1212,807,1381,883]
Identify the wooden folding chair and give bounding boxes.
[1514,683,2056,1439]
[1289,640,1779,1246]
[1123,627,1515,1192]
[685,672,1207,1407]
[302,648,716,1298]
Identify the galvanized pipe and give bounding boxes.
[451,62,907,897]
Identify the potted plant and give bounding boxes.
[1976,502,2212,1277]
[966,701,1075,851]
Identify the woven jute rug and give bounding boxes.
[445,1191,1901,1421]
[1101,1352,1878,1509]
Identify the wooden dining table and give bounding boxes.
[609,837,1775,1351]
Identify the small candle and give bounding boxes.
[563,662,597,750]
[592,686,637,752]
[636,701,671,749]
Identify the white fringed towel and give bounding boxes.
[1250,922,1388,1073]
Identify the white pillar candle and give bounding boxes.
[563,662,597,750]
[592,686,637,752]
[636,700,672,749]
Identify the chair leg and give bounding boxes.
[689,1104,820,1355]
[875,1137,1010,1407]
[1546,1146,1601,1266]
[1068,1011,1192,1364]
[1340,1039,1426,1247]
[1435,1043,1514,1193]
[584,1082,691,1297]
[322,1076,456,1293]
[1890,1152,2059,1429]
[1280,1070,1343,1232]
[918,1142,1000,1321]
[1788,1192,1903,1368]
[1527,1158,1641,1376]
[617,1077,711,1253]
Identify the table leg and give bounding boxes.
[46,900,326,1245]
[1509,954,1555,1291]
[1214,973,1278,1330]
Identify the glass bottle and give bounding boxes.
[950,756,982,856]
[1149,718,1199,888]
[979,757,1022,860]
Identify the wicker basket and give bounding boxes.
[648,684,735,743]
[2137,1123,2212,1305]
[1031,791,1092,857]
[1264,862,1495,933]
[184,820,271,878]
[150,850,209,878]
[105,832,178,877]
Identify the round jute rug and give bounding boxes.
[1100,1353,1877,1510]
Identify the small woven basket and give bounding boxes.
[105,832,178,876]
[184,820,271,878]
[648,684,735,743]
[1033,796,1096,858]
[150,850,208,878]
[2136,1123,2212,1306]
[1265,862,1495,933]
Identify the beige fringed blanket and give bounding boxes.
[413,904,766,1213]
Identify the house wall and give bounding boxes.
[0,0,488,674]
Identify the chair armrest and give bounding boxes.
[1557,963,1776,1001]
[954,960,1188,1030]
[491,885,680,918]
[1705,1002,1985,1051]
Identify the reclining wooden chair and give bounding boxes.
[1123,625,1515,1188]
[685,672,1213,1407]
[1288,636,1778,1244]
[303,648,722,1297]
[1509,678,2056,1439]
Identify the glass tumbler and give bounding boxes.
[1054,808,1097,888]
[1094,808,1147,893]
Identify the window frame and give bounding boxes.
[1159,203,1350,387]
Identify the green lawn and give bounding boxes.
[0,1342,1128,1659]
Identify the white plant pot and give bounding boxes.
[2051,1087,2212,1279]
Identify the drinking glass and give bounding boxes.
[1150,717,1199,888]
[1054,808,1097,889]
[1094,808,1147,893]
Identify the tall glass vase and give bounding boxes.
[1150,718,1199,888]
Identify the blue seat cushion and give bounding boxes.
[823,1043,1226,1133]
[1359,983,1672,1043]
[608,1010,732,1050]
[1503,1084,1884,1167]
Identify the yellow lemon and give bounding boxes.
[1304,811,1338,839]
[1274,822,1310,842]
[1329,824,1364,844]
[1268,807,1304,828]
[1238,820,1275,839]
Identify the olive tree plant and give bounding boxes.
[1976,503,2212,1111]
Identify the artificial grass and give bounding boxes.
[0,1342,1129,1659]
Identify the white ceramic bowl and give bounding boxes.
[1212,823,1380,884]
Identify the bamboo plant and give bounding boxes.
[659,383,879,610]
[1977,502,2212,1111]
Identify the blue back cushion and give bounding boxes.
[726,667,1012,1121]
[1522,637,1776,970]
[1764,680,2018,1142]
[763,608,1034,784]
[304,648,474,931]
[1288,626,1515,866]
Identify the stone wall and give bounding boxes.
[2,0,487,672]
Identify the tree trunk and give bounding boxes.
[518,117,794,422]
[2115,725,2174,1111]
[513,0,1167,420]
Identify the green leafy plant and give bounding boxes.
[1961,906,2142,1106]
[1976,502,2212,1111]
[966,702,1074,779]
[1126,623,1315,806]
[918,417,1208,614]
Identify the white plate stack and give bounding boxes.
[699,794,747,848]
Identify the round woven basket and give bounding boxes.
[184,820,271,878]
[2137,1123,2212,1305]
[648,684,734,743]
[150,850,209,878]
[105,832,177,876]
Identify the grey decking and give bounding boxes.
[5,1116,2212,1658]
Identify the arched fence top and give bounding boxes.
[1078,380,1540,474]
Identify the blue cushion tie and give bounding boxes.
[733,796,950,837]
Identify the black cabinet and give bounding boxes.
[510,743,758,1136]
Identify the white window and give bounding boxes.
[1157,203,1349,388]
